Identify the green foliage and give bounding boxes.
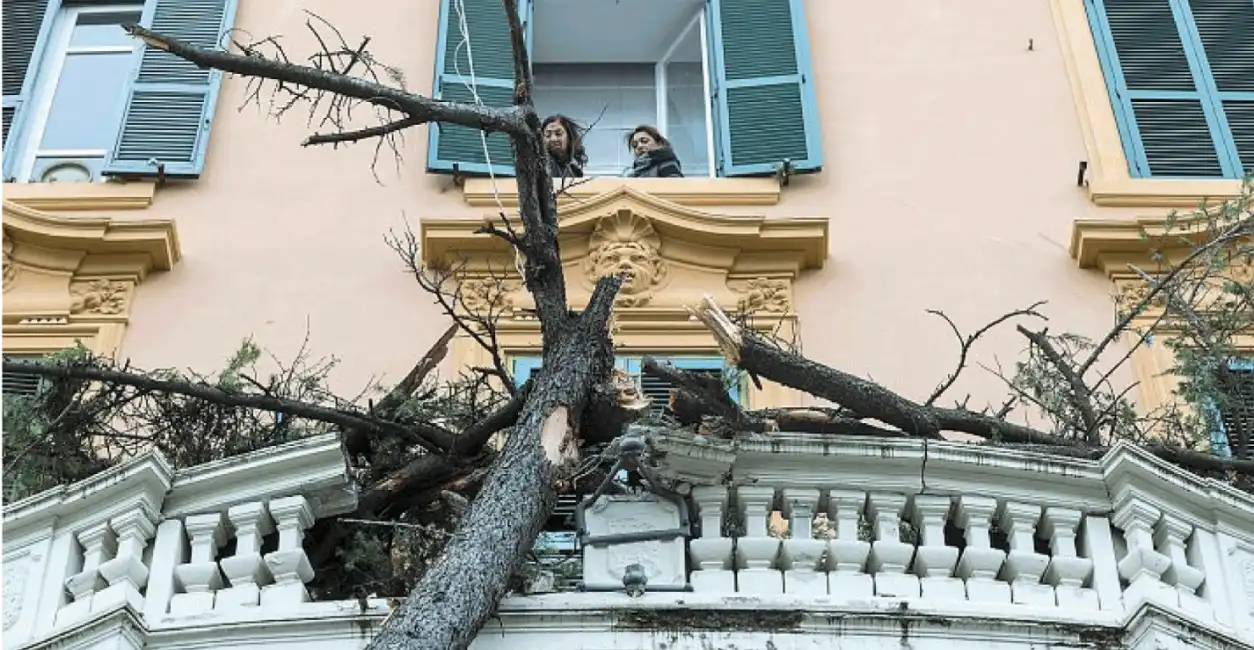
[2,339,338,503]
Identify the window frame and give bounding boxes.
[13,2,142,184]
[1050,0,1245,206]
[653,6,716,179]
[1084,0,1250,180]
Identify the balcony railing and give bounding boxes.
[2,428,1252,650]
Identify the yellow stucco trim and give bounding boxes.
[423,183,827,410]
[3,200,180,358]
[462,177,783,208]
[1070,213,1215,277]
[1070,215,1252,420]
[3,181,158,211]
[1049,0,1243,208]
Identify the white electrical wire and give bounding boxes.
[452,0,526,282]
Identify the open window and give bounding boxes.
[531,0,713,177]
[427,0,824,178]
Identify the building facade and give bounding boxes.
[3,0,1253,649]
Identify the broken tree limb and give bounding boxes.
[365,276,621,650]
[2,358,457,454]
[689,295,943,438]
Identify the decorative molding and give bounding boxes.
[584,210,668,307]
[2,181,157,211]
[422,183,827,410]
[2,200,180,357]
[1048,0,1244,208]
[462,177,782,208]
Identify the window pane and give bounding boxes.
[39,52,133,150]
[665,60,710,177]
[31,156,105,183]
[70,12,142,49]
[534,63,657,176]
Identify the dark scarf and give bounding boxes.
[547,154,583,179]
[626,146,684,178]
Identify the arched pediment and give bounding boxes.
[420,184,828,317]
[2,200,180,357]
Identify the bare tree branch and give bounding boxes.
[124,24,524,137]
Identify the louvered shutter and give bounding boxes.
[1187,0,1254,175]
[1215,364,1254,460]
[2,355,44,397]
[708,0,823,177]
[102,0,238,178]
[621,357,741,416]
[427,0,530,176]
[1086,0,1246,177]
[2,0,59,179]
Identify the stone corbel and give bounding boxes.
[2,200,180,357]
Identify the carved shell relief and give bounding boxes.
[70,279,129,315]
[584,210,668,307]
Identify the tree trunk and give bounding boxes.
[364,279,620,650]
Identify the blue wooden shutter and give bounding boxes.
[1208,359,1254,459]
[1086,0,1241,177]
[2,0,59,179]
[708,0,823,177]
[427,0,529,176]
[1185,0,1254,175]
[102,0,239,178]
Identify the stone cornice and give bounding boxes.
[461,177,783,207]
[3,200,179,274]
[423,184,827,274]
[3,181,157,211]
[162,433,355,519]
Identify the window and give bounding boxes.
[2,354,45,397]
[1209,359,1254,459]
[1,0,239,182]
[512,355,744,416]
[1086,0,1254,179]
[427,0,824,178]
[531,2,713,176]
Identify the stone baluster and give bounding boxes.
[866,493,919,598]
[56,524,116,625]
[1153,514,1208,617]
[999,502,1052,606]
[217,502,275,609]
[826,490,872,598]
[1112,499,1173,608]
[780,489,826,595]
[170,513,226,615]
[689,486,735,593]
[95,507,157,613]
[955,496,1009,603]
[262,496,316,607]
[911,495,961,599]
[1040,508,1097,609]
[734,486,782,594]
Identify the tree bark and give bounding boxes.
[364,278,620,650]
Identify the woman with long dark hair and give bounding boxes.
[541,114,587,179]
[624,125,684,178]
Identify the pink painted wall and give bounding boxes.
[120,0,1125,419]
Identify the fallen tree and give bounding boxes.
[4,2,1254,649]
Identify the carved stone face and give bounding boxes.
[590,240,662,297]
